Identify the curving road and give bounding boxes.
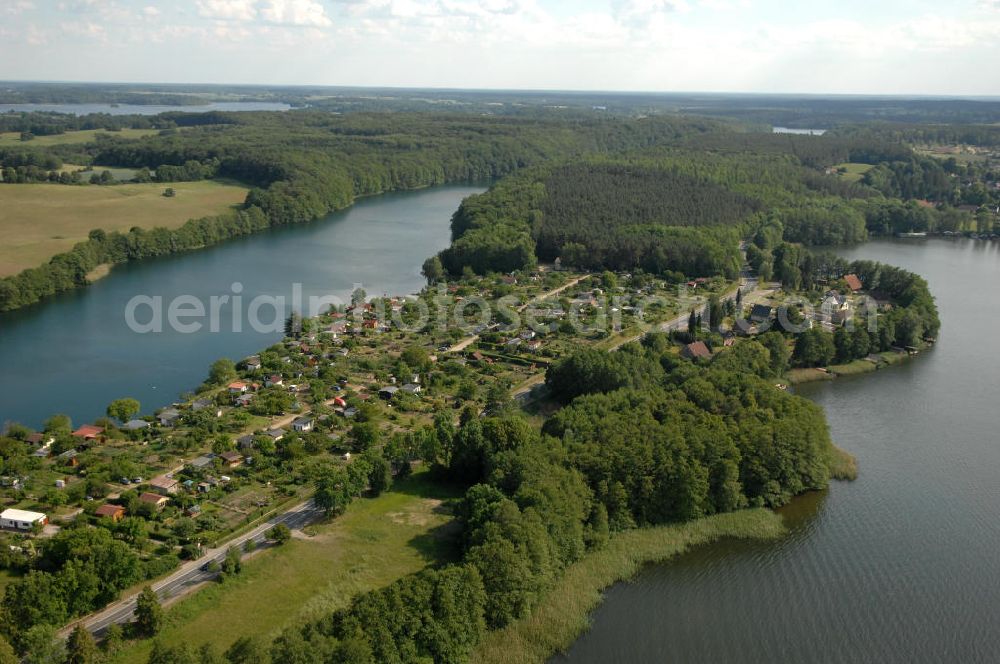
[70,498,324,637]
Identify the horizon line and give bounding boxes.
[2,79,1000,101]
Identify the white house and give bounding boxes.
[0,508,47,531]
[292,417,314,433]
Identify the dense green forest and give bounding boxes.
[0,111,726,311]
[435,124,998,279]
[223,341,837,664]
[437,147,878,278]
[831,122,1000,149]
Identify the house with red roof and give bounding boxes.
[681,341,713,360]
[139,492,169,510]
[844,274,863,292]
[94,504,125,521]
[71,424,103,440]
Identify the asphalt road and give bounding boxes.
[75,498,324,637]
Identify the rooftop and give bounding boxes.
[0,508,46,522]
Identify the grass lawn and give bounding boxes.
[832,162,874,183]
[111,470,462,663]
[0,180,248,276]
[470,509,786,664]
[0,128,159,147]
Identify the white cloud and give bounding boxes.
[197,0,258,21]
[614,0,686,26]
[143,6,161,17]
[259,0,332,26]
[24,23,48,45]
[60,20,107,40]
[2,0,35,15]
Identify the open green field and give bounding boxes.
[0,180,248,276]
[471,509,786,664]
[0,128,159,147]
[112,470,462,663]
[832,162,874,183]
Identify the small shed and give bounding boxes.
[149,476,179,495]
[292,417,314,433]
[95,504,126,521]
[139,492,169,510]
[158,409,182,427]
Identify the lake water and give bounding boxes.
[0,184,483,429]
[558,238,1000,663]
[0,102,291,116]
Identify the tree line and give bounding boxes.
[0,111,720,312]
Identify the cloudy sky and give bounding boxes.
[2,0,1000,95]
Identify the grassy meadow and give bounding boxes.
[832,162,874,183]
[111,470,463,663]
[0,180,248,276]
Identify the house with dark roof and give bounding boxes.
[158,409,181,427]
[189,455,214,470]
[749,304,774,324]
[292,417,314,432]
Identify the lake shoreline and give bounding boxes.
[470,509,787,664]
[786,344,927,385]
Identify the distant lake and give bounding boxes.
[0,184,484,429]
[772,126,827,135]
[0,102,291,116]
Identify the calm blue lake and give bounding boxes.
[0,185,483,429]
